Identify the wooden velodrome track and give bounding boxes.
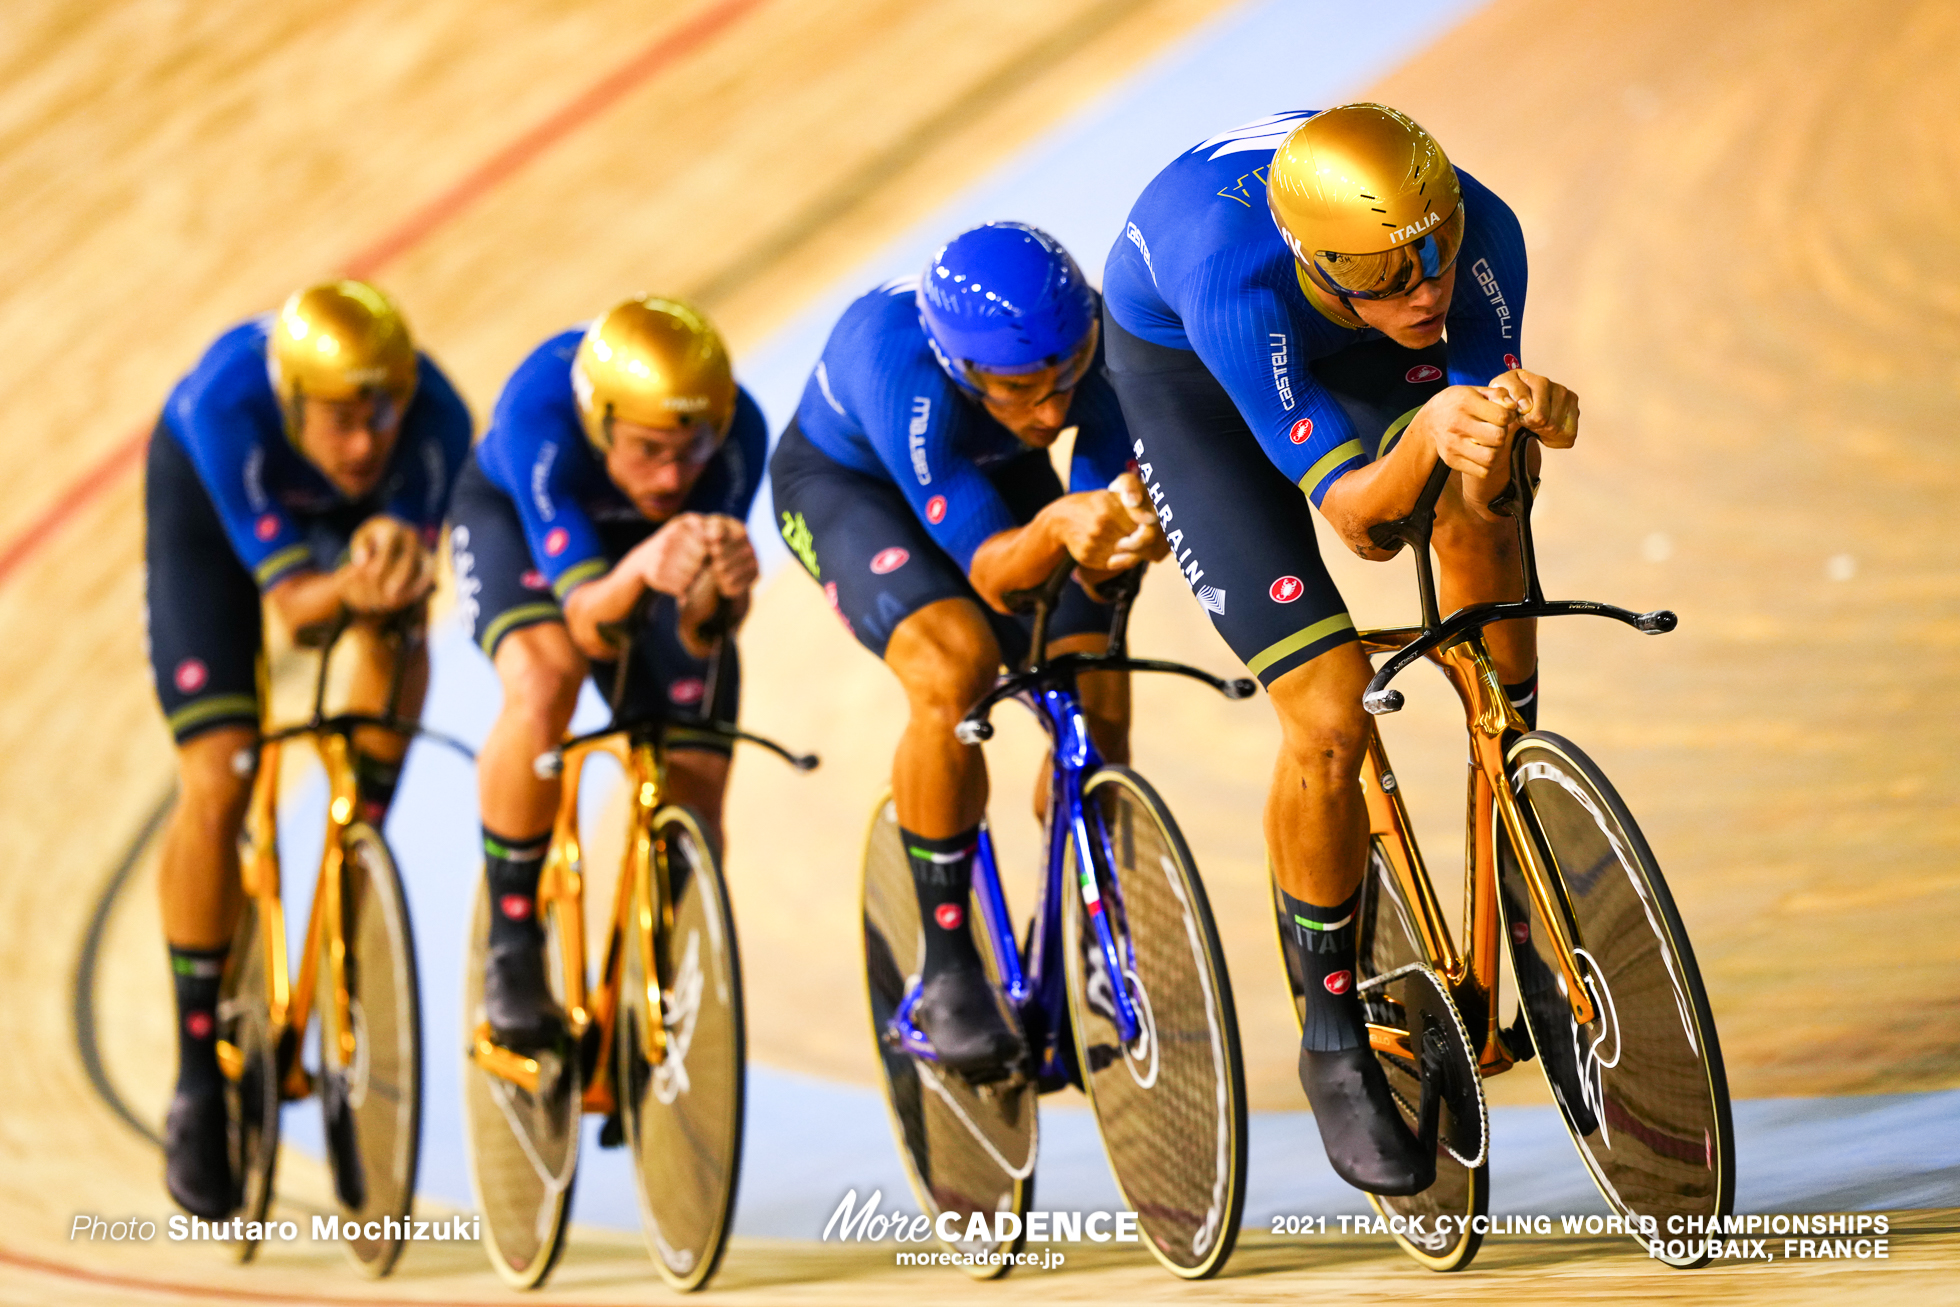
[2,0,1956,1301]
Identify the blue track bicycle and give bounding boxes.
[861,562,1255,1279]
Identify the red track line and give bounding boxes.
[0,0,767,593]
[340,0,768,278]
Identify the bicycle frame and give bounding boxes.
[469,596,815,1103]
[894,566,1253,1090]
[1356,434,1678,1058]
[225,611,467,1100]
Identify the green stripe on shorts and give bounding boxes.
[1246,613,1356,678]
[166,693,260,738]
[480,602,562,656]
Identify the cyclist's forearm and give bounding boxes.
[1318,430,1440,558]
[967,513,1070,614]
[562,566,649,660]
[263,568,348,632]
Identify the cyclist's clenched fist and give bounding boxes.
[341,514,435,614]
[1488,368,1579,449]
[1049,471,1171,572]
[1411,385,1521,483]
[701,515,759,597]
[627,512,712,596]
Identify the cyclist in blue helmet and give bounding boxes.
[771,222,1167,1079]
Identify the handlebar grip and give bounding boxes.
[1363,687,1405,716]
[1001,556,1076,615]
[954,719,994,745]
[1367,459,1453,554]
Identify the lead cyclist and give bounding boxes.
[1101,104,1580,1195]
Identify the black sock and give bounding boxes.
[1503,666,1539,732]
[903,827,982,977]
[1279,886,1365,1052]
[354,753,404,824]
[484,828,551,951]
[170,945,228,1095]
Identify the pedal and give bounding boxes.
[598,1111,624,1149]
[470,1022,542,1094]
[1498,1008,1536,1063]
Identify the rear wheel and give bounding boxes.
[1500,732,1733,1266]
[218,895,282,1263]
[1064,766,1244,1279]
[861,794,1033,1279]
[1311,839,1489,1272]
[315,823,422,1277]
[461,879,580,1288]
[616,805,745,1291]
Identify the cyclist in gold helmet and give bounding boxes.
[1102,105,1580,1195]
[145,280,471,1218]
[447,296,766,1050]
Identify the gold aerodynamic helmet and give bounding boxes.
[1267,103,1465,328]
[570,295,735,457]
[267,279,419,438]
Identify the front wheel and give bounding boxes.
[1065,767,1245,1279]
[218,895,282,1263]
[1500,732,1734,1266]
[316,823,423,1277]
[616,805,745,1292]
[460,879,581,1288]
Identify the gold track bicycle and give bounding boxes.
[1274,436,1734,1272]
[461,600,815,1291]
[221,608,468,1276]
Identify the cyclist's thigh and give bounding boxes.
[144,421,262,744]
[1102,310,1354,687]
[448,454,566,660]
[772,418,1014,661]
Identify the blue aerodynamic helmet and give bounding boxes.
[917,222,1097,394]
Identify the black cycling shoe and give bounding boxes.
[1298,1044,1435,1196]
[484,942,568,1052]
[164,1083,237,1219]
[914,964,1025,1083]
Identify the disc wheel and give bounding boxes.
[1499,732,1733,1267]
[1064,767,1245,1279]
[461,879,581,1288]
[1287,838,1489,1272]
[315,823,423,1277]
[615,805,745,1291]
[861,794,1034,1279]
[218,895,282,1263]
